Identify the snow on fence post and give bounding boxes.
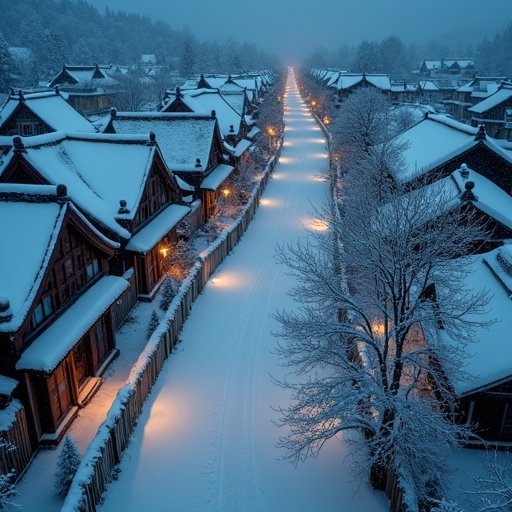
[61,146,281,512]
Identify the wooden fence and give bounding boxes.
[62,146,282,512]
[0,400,34,480]
[110,269,137,330]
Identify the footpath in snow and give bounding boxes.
[97,70,389,512]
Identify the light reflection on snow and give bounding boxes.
[303,217,330,232]
[208,271,251,290]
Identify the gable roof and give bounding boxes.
[162,89,243,138]
[391,114,512,183]
[469,83,512,114]
[336,73,391,91]
[0,132,161,239]
[108,112,219,173]
[0,91,97,133]
[439,244,512,396]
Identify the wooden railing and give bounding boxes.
[62,145,282,512]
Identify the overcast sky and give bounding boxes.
[88,0,510,63]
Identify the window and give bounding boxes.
[30,294,54,329]
[86,258,100,280]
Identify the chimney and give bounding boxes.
[13,136,26,154]
[195,158,202,168]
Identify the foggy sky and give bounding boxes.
[88,0,510,63]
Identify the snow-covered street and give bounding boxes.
[98,70,388,512]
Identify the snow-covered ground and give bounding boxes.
[97,70,389,512]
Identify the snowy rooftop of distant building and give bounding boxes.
[0,90,97,133]
[469,83,512,114]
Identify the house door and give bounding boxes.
[72,338,90,389]
[47,364,72,429]
[89,318,110,372]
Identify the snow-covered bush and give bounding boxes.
[54,435,81,498]
[159,277,176,311]
[146,310,160,339]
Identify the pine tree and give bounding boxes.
[0,30,13,93]
[54,435,81,498]
[146,310,160,338]
[159,277,176,311]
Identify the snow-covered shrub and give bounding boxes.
[166,240,196,281]
[54,435,81,498]
[146,310,160,338]
[0,469,19,511]
[159,277,176,311]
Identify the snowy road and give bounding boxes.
[99,70,388,512]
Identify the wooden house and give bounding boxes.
[392,113,512,195]
[333,73,391,103]
[47,64,121,116]
[0,132,189,299]
[469,82,512,140]
[439,244,512,445]
[0,184,128,447]
[160,87,249,148]
[103,111,235,224]
[446,77,505,121]
[0,90,96,136]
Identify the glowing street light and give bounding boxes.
[222,188,231,198]
[323,115,330,126]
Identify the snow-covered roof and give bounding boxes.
[336,73,391,91]
[183,90,243,137]
[422,60,442,70]
[418,80,440,91]
[393,114,476,181]
[126,204,190,254]
[246,126,261,140]
[16,276,129,372]
[469,84,512,114]
[392,113,512,183]
[440,245,512,396]
[200,164,234,191]
[110,113,218,173]
[230,138,252,158]
[221,91,246,116]
[0,132,158,238]
[0,187,66,333]
[0,91,97,133]
[443,58,474,68]
[394,167,512,230]
[0,376,17,397]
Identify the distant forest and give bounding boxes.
[305,22,512,80]
[0,0,279,87]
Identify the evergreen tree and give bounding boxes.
[159,277,176,311]
[0,31,13,93]
[54,435,81,498]
[146,310,160,338]
[179,35,196,78]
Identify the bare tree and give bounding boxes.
[330,86,392,154]
[465,451,512,512]
[273,164,490,507]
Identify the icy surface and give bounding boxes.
[98,71,388,512]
